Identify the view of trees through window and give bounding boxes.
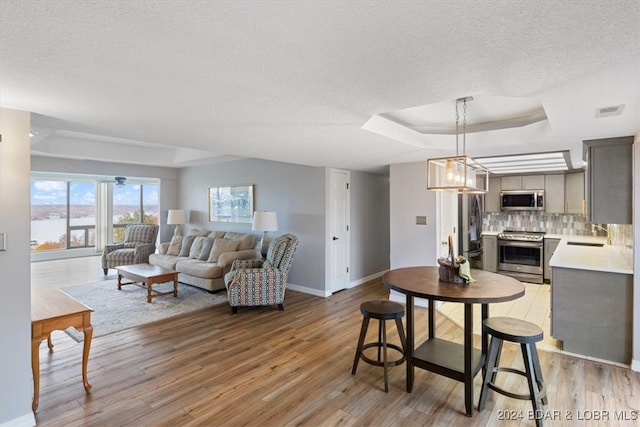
[31,178,158,252]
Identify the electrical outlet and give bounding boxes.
[416,216,427,225]
[0,232,6,251]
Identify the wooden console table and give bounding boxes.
[383,267,524,417]
[31,286,93,411]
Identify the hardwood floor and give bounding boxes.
[31,257,640,426]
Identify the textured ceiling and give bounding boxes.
[1,0,638,174]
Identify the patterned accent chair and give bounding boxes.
[224,233,299,314]
[102,224,159,275]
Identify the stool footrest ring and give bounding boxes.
[487,367,547,401]
[360,342,405,367]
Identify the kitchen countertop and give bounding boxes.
[549,235,633,274]
[544,233,563,240]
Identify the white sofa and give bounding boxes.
[149,230,261,292]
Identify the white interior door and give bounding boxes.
[438,191,458,258]
[328,169,350,293]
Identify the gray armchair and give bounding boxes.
[102,224,159,275]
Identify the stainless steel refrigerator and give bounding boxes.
[458,193,483,269]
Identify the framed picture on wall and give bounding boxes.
[208,185,254,223]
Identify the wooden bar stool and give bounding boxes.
[351,300,406,392]
[478,317,548,426]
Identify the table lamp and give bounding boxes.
[252,211,278,257]
[167,209,187,237]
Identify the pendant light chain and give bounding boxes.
[455,101,460,156]
[462,98,467,157]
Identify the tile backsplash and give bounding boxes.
[483,212,591,235]
[483,212,633,248]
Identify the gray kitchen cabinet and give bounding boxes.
[545,171,585,215]
[482,235,497,272]
[543,238,560,281]
[564,171,585,215]
[484,177,501,213]
[544,174,565,213]
[501,174,545,190]
[551,267,632,363]
[583,136,633,224]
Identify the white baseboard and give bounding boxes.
[632,359,640,372]
[348,270,387,288]
[287,282,331,298]
[288,270,390,298]
[0,412,36,427]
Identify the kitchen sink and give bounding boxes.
[566,241,604,247]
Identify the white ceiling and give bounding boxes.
[1,1,638,174]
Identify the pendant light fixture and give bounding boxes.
[426,97,489,193]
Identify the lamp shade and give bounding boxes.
[167,209,187,225]
[252,211,278,232]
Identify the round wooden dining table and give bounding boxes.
[383,266,525,417]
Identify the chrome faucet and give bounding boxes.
[591,224,612,245]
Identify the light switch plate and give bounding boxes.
[416,216,427,225]
[0,232,6,251]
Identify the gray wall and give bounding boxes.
[0,108,34,425]
[179,158,327,292]
[349,170,390,280]
[389,162,439,268]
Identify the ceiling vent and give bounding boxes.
[595,104,625,118]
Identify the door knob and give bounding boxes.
[332,236,339,240]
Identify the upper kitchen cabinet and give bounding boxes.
[544,174,565,213]
[501,174,545,190]
[545,171,585,215]
[485,177,501,213]
[564,171,585,215]
[583,136,633,224]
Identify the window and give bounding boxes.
[69,181,97,248]
[31,180,69,251]
[31,174,159,252]
[112,183,158,243]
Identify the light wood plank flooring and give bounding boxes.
[439,283,563,353]
[31,257,640,426]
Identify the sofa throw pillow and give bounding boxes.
[207,238,240,263]
[198,237,215,261]
[187,228,201,236]
[178,235,196,257]
[189,236,206,259]
[223,232,254,251]
[166,234,183,255]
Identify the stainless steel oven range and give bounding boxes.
[497,230,545,284]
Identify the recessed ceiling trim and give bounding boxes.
[412,109,548,135]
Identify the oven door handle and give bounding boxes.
[498,240,543,248]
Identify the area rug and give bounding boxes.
[61,279,227,341]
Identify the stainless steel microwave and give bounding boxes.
[500,190,545,211]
